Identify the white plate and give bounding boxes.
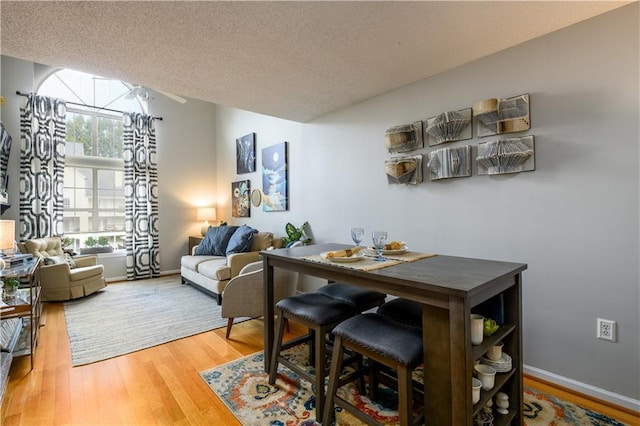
[368,243,408,255]
[480,353,512,372]
[320,251,366,263]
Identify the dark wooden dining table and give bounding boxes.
[262,243,527,425]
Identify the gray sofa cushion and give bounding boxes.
[195,226,238,256]
[226,225,258,255]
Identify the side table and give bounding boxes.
[188,236,204,254]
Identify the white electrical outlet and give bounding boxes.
[597,318,616,342]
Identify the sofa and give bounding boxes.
[181,226,281,305]
[19,236,107,301]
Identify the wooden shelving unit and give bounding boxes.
[471,286,522,424]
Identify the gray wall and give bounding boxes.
[214,5,639,406]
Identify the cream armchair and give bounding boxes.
[20,237,107,301]
[221,261,298,339]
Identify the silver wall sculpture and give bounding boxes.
[474,94,530,137]
[476,135,535,175]
[425,108,472,146]
[426,145,472,181]
[385,155,423,184]
[385,121,424,153]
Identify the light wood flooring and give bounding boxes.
[2,301,638,425]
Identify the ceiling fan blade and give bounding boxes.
[125,85,142,99]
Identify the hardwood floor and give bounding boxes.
[2,302,638,425]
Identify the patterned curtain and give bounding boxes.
[123,112,160,280]
[19,94,66,239]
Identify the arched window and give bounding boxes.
[37,69,144,252]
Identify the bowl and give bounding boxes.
[474,364,496,391]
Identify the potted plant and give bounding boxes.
[80,236,114,255]
[61,236,73,249]
[3,277,20,298]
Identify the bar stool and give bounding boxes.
[377,298,423,329]
[372,298,426,404]
[316,282,387,313]
[269,293,357,422]
[322,313,424,426]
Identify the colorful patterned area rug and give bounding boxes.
[200,346,628,425]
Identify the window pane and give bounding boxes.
[99,211,124,232]
[98,189,115,209]
[97,169,115,189]
[63,211,93,233]
[66,112,92,155]
[97,117,123,158]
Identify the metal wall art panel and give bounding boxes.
[477,135,535,176]
[425,108,472,146]
[474,94,530,138]
[427,145,472,181]
[385,121,424,153]
[385,154,423,185]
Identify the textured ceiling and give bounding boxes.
[1,1,632,122]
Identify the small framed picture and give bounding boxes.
[236,133,256,174]
[232,180,251,217]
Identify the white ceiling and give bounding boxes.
[1,1,632,122]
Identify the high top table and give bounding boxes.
[262,243,527,425]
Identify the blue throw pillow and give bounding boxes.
[195,226,238,256]
[226,225,258,255]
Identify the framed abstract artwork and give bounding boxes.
[261,141,288,212]
[236,133,256,174]
[231,180,251,217]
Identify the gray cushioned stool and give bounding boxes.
[316,282,386,313]
[269,292,357,422]
[377,298,423,329]
[322,313,424,426]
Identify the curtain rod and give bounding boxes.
[15,91,163,121]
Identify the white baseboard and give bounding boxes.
[524,365,640,413]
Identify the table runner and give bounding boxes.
[300,251,437,272]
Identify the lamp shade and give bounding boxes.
[196,207,217,222]
[0,220,15,251]
[197,207,217,236]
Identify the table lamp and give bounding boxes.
[0,219,15,270]
[197,207,217,236]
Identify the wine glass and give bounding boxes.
[350,227,364,247]
[372,231,388,262]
